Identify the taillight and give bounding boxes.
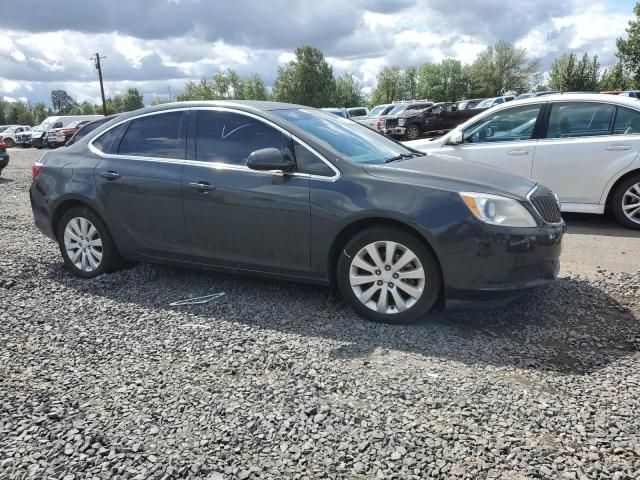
[376,119,382,129]
[32,162,43,181]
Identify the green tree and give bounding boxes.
[122,88,144,111]
[272,45,336,107]
[370,66,403,104]
[548,53,600,92]
[600,62,634,91]
[616,2,640,87]
[401,66,419,100]
[0,100,7,125]
[7,102,33,125]
[417,58,468,101]
[241,74,269,100]
[69,101,96,115]
[334,72,365,107]
[50,89,76,114]
[31,102,49,124]
[469,41,540,96]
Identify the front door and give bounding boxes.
[181,109,310,274]
[532,101,640,205]
[438,103,544,179]
[93,110,188,259]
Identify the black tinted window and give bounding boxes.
[546,102,615,138]
[118,112,184,158]
[613,107,640,134]
[294,140,334,177]
[93,123,126,153]
[195,111,284,165]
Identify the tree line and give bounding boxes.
[4,2,640,124]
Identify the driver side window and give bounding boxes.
[463,104,542,144]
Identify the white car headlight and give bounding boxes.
[459,192,537,227]
[398,118,406,126]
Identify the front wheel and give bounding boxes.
[57,207,123,278]
[4,138,15,148]
[405,124,420,140]
[611,175,640,229]
[337,228,441,323]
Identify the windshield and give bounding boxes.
[322,108,347,118]
[4,126,17,133]
[475,98,496,108]
[387,104,407,116]
[368,105,388,117]
[273,108,418,164]
[37,122,54,131]
[516,93,533,100]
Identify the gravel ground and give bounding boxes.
[1,149,639,479]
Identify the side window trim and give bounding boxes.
[540,101,625,140]
[461,103,544,145]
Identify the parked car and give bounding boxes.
[31,115,103,148]
[30,101,564,324]
[601,90,624,95]
[472,96,516,110]
[0,125,30,147]
[379,101,434,133]
[356,104,396,130]
[46,120,91,148]
[0,139,8,176]
[321,107,369,120]
[454,98,486,110]
[383,102,480,140]
[65,115,120,146]
[0,125,12,133]
[405,93,640,229]
[515,91,558,100]
[619,91,640,98]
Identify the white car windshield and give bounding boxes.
[475,98,496,108]
[368,105,388,117]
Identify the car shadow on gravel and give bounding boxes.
[46,261,639,376]
[0,177,15,184]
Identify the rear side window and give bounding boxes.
[93,123,126,153]
[117,111,184,159]
[349,108,367,117]
[195,110,284,165]
[613,107,640,135]
[546,102,615,139]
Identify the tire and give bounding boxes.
[57,207,123,278]
[4,138,15,148]
[405,124,420,140]
[336,227,441,324]
[611,174,640,230]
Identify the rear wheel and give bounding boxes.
[405,124,420,140]
[57,207,123,278]
[611,174,640,230]
[4,138,15,148]
[337,228,441,324]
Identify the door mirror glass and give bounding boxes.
[247,148,294,172]
[448,130,463,145]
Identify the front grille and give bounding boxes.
[385,118,398,129]
[529,185,562,224]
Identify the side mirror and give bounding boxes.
[485,126,495,138]
[247,148,294,172]
[448,130,463,145]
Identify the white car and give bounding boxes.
[356,104,395,129]
[0,125,31,147]
[406,93,640,229]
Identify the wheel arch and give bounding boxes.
[604,168,640,208]
[51,196,106,240]
[327,216,446,307]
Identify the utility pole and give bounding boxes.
[93,53,107,116]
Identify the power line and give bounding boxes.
[91,53,107,116]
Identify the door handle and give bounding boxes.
[189,181,216,193]
[507,149,529,156]
[605,144,632,151]
[99,171,121,180]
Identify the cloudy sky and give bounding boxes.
[0,0,636,107]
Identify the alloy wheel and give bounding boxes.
[622,182,640,225]
[349,241,426,314]
[63,217,103,272]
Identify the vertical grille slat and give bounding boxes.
[529,186,562,224]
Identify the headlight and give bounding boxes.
[459,192,537,227]
[398,118,406,126]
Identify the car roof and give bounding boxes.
[510,92,640,108]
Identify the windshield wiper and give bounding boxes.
[384,152,425,163]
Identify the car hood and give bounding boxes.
[363,152,535,200]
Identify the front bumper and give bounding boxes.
[30,136,46,148]
[441,222,566,304]
[0,153,9,172]
[383,126,406,137]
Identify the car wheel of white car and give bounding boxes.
[4,138,15,148]
[337,227,441,324]
[612,174,640,230]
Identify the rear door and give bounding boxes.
[532,101,640,205]
[438,103,544,179]
[93,110,189,259]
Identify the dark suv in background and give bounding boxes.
[384,102,481,140]
[30,101,564,324]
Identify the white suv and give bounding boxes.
[0,125,30,147]
[406,93,640,229]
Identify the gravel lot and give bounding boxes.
[1,148,639,479]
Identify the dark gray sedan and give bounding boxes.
[30,101,565,323]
